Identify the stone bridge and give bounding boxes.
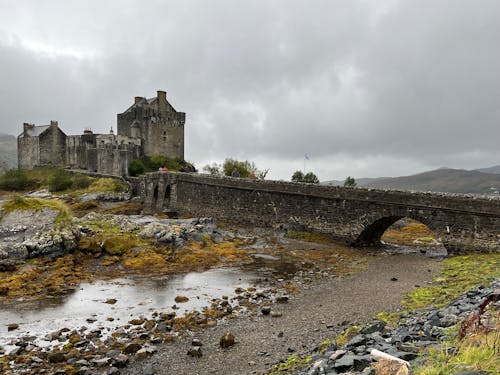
[138,172,500,254]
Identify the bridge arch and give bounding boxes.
[351,205,454,254]
[354,213,441,246]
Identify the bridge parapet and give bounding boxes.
[141,172,500,254]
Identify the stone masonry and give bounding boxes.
[18,90,185,176]
[141,172,500,254]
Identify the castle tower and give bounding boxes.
[117,90,185,159]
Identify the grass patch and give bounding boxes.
[267,354,313,375]
[85,178,126,193]
[403,254,500,310]
[1,195,72,227]
[415,310,499,375]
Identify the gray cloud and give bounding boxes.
[0,0,499,180]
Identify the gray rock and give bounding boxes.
[261,306,271,315]
[346,335,367,348]
[113,353,129,367]
[143,364,156,375]
[333,354,355,372]
[353,355,371,371]
[360,321,386,334]
[75,367,91,375]
[93,357,111,367]
[187,346,203,357]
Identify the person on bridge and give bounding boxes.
[231,168,240,178]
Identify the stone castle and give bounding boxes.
[18,90,185,176]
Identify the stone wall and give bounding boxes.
[141,173,500,254]
[38,122,66,166]
[17,136,39,169]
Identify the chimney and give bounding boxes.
[50,120,58,128]
[23,123,34,133]
[157,90,166,101]
[157,90,167,111]
[135,96,143,104]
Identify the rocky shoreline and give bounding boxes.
[294,279,499,375]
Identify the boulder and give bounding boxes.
[219,332,236,348]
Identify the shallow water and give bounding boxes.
[0,268,257,349]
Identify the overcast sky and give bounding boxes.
[0,0,499,181]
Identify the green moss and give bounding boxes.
[80,220,121,233]
[267,354,313,374]
[317,339,334,354]
[335,325,362,346]
[403,254,500,310]
[373,311,401,326]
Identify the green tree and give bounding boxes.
[344,176,357,187]
[303,172,319,184]
[292,170,319,184]
[128,159,146,176]
[203,163,222,175]
[291,170,305,183]
[222,158,250,178]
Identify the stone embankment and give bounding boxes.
[295,280,500,375]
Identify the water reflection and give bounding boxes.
[0,268,255,347]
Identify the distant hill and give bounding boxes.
[0,133,17,168]
[323,167,500,195]
[475,165,500,174]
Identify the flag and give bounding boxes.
[304,153,309,160]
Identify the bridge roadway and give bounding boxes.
[138,172,500,254]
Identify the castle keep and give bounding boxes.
[18,90,185,176]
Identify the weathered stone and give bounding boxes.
[192,339,202,347]
[113,353,129,368]
[48,351,66,363]
[334,354,355,372]
[346,335,367,348]
[123,343,142,354]
[261,306,271,315]
[142,173,500,254]
[93,357,111,367]
[7,323,19,331]
[219,332,236,348]
[360,321,386,335]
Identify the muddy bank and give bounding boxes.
[123,253,442,375]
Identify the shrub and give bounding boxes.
[72,175,92,189]
[129,159,146,176]
[47,169,73,192]
[0,169,37,191]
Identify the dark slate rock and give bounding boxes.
[333,354,355,372]
[353,355,371,371]
[360,321,386,334]
[346,335,367,348]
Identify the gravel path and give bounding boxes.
[124,253,441,375]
